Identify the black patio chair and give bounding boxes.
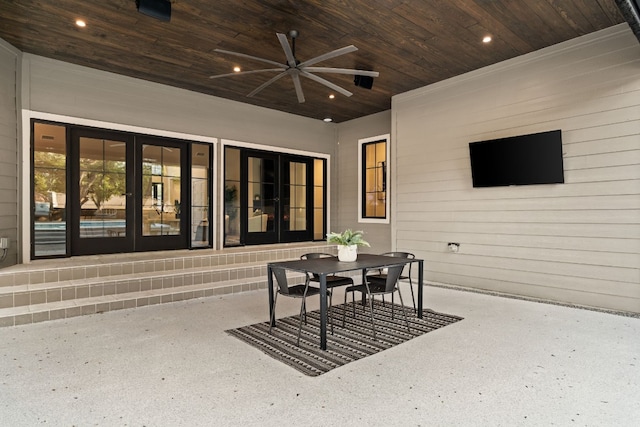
[301,252,354,320]
[342,264,411,340]
[365,252,416,313]
[269,266,332,346]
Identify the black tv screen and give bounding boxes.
[469,130,564,187]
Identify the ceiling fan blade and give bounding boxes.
[300,71,353,97]
[290,70,305,103]
[297,45,358,67]
[247,71,288,98]
[302,67,379,77]
[276,33,297,68]
[209,68,284,79]
[214,49,286,68]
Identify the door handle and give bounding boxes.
[122,193,132,196]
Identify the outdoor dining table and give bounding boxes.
[267,253,424,350]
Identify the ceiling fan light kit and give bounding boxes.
[210,31,378,104]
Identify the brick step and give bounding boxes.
[0,259,270,307]
[0,242,335,328]
[0,242,330,287]
[0,275,269,327]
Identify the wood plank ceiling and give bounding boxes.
[0,0,626,123]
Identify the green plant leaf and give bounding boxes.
[326,229,370,247]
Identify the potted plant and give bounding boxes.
[327,229,370,261]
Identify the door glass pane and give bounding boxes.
[285,161,306,231]
[224,148,241,245]
[313,159,324,240]
[78,137,127,238]
[33,123,67,257]
[191,143,210,247]
[142,145,181,236]
[248,156,274,233]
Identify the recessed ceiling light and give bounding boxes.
[328,94,335,99]
[233,66,241,73]
[482,35,492,43]
[323,117,333,123]
[75,19,86,28]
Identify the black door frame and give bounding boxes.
[279,154,314,243]
[241,150,278,245]
[69,127,135,256]
[135,135,190,252]
[68,128,191,255]
[238,148,314,245]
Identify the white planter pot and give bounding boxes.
[337,244,358,262]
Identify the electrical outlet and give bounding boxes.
[447,242,460,253]
[0,237,8,249]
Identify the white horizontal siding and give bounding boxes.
[335,111,392,252]
[392,25,640,313]
[0,39,19,267]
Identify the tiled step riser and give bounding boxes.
[0,245,333,287]
[0,277,270,328]
[3,264,270,310]
[0,243,337,327]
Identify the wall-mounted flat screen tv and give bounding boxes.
[469,129,564,188]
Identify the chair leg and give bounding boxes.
[301,298,308,324]
[342,288,359,327]
[342,290,347,327]
[395,286,411,335]
[328,290,334,335]
[269,292,279,334]
[297,297,307,346]
[352,290,357,317]
[368,292,377,340]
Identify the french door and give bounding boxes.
[229,148,317,246]
[69,129,188,255]
[136,136,188,252]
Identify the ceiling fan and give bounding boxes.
[209,30,379,103]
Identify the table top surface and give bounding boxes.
[267,253,422,275]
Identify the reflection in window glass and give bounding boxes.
[78,137,127,239]
[33,122,67,257]
[142,145,181,236]
[248,156,275,233]
[191,144,210,247]
[224,147,241,245]
[284,161,306,231]
[313,159,325,240]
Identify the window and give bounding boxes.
[359,134,389,223]
[32,122,68,257]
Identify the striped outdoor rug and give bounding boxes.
[226,301,463,376]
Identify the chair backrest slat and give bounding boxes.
[301,252,336,279]
[381,251,414,259]
[380,252,415,276]
[301,252,335,260]
[272,267,291,295]
[383,264,405,292]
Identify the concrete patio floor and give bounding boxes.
[0,284,638,426]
